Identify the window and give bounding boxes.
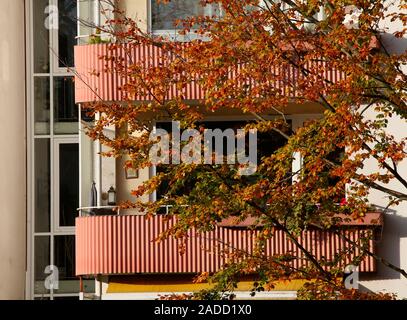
[151,0,221,39]
[34,0,50,73]
[324,148,346,203]
[56,0,78,69]
[54,139,79,231]
[53,76,78,134]
[155,120,290,204]
[53,235,79,294]
[34,236,50,295]
[77,0,114,44]
[34,77,51,135]
[35,139,51,233]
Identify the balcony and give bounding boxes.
[75,212,383,276]
[74,43,345,105]
[74,43,206,104]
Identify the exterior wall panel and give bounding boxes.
[0,0,27,300]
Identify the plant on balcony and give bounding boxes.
[80,0,406,300]
[88,29,111,44]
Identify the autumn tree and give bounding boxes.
[79,0,407,299]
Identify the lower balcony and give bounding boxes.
[76,213,383,276]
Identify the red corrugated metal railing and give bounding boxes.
[74,43,205,103]
[75,214,379,276]
[74,43,345,104]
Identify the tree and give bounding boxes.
[79,0,407,299]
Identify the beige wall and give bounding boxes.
[119,0,149,31]
[116,125,150,209]
[104,0,149,207]
[0,0,26,300]
[117,156,150,206]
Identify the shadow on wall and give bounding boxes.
[380,32,407,55]
[361,211,407,281]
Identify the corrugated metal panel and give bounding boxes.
[74,43,345,104]
[75,43,206,103]
[75,215,378,276]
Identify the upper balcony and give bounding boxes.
[74,43,345,108]
[74,43,205,104]
[76,212,383,277]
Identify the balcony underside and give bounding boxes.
[76,214,382,276]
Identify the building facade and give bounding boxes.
[0,0,405,300]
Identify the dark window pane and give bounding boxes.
[54,77,78,134]
[34,0,50,73]
[54,236,78,293]
[58,0,77,67]
[34,236,50,294]
[59,143,79,227]
[35,139,50,232]
[81,107,95,123]
[326,148,346,203]
[34,77,50,135]
[257,123,290,161]
[303,148,346,203]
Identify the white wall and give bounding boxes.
[359,114,407,297]
[357,0,407,298]
[80,121,94,208]
[0,0,26,300]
